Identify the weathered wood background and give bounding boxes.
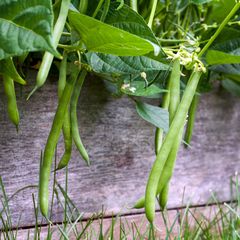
[0,70,239,231]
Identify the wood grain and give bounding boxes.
[16,211,179,240]
[0,70,239,228]
[16,204,231,239]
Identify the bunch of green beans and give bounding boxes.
[134,2,240,222]
[39,64,80,216]
[39,52,90,216]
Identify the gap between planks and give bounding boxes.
[15,202,232,239]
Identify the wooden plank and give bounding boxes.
[0,70,239,228]
[16,211,179,240]
[15,204,232,239]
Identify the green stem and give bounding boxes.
[92,0,105,18]
[79,0,88,14]
[198,2,240,58]
[148,0,158,29]
[100,0,110,22]
[130,0,138,12]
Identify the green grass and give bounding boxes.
[0,166,239,239]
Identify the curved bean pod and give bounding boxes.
[57,53,73,170]
[70,70,90,165]
[159,181,169,210]
[184,94,199,147]
[3,75,19,130]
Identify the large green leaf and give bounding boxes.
[211,38,240,54]
[206,50,240,65]
[0,0,58,60]
[207,0,235,23]
[68,11,160,56]
[210,64,240,76]
[86,53,169,75]
[208,35,240,74]
[136,101,169,132]
[222,79,240,97]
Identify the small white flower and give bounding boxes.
[121,83,130,90]
[129,87,136,93]
[140,72,147,80]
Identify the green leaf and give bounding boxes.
[211,38,240,54]
[210,64,240,76]
[0,58,26,85]
[121,82,166,97]
[136,101,169,132]
[105,3,165,57]
[0,0,58,60]
[224,74,240,83]
[105,3,158,45]
[207,0,235,23]
[206,50,240,65]
[86,53,169,75]
[222,79,240,97]
[68,11,160,56]
[208,36,240,74]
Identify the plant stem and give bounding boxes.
[79,0,88,14]
[92,0,105,18]
[148,0,158,29]
[100,0,110,22]
[198,2,240,57]
[130,0,138,12]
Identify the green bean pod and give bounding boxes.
[145,70,202,222]
[157,126,184,208]
[133,196,145,209]
[169,59,180,122]
[157,59,181,206]
[184,94,199,147]
[28,0,71,99]
[57,53,73,170]
[70,70,90,165]
[3,75,19,130]
[159,181,169,210]
[39,67,80,217]
[57,112,72,170]
[154,83,170,155]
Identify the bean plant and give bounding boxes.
[0,0,240,223]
